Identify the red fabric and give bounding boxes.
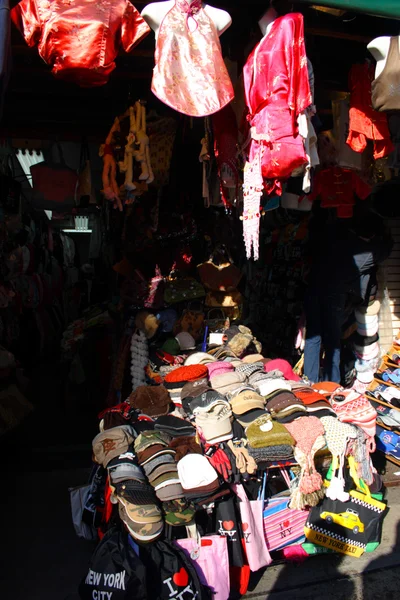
[164,364,208,383]
[346,63,393,159]
[11,0,150,87]
[242,13,312,194]
[305,167,372,218]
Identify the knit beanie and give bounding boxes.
[246,414,295,449]
[207,361,234,379]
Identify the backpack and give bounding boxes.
[140,539,213,600]
[78,527,147,600]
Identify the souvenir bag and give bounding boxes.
[214,495,245,567]
[173,301,205,340]
[304,457,387,557]
[197,245,242,292]
[69,483,98,541]
[175,525,230,600]
[30,143,78,210]
[164,276,205,305]
[262,470,309,551]
[204,290,243,321]
[140,538,212,599]
[78,527,147,600]
[231,483,272,572]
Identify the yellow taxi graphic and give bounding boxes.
[320,508,365,534]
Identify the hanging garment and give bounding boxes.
[151,0,234,117]
[11,0,150,87]
[332,98,363,171]
[305,166,371,218]
[242,12,312,259]
[346,63,393,159]
[372,37,400,112]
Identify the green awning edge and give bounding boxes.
[299,0,400,19]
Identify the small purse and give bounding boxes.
[173,301,204,340]
[205,308,229,333]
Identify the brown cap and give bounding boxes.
[181,380,211,402]
[230,390,265,415]
[129,385,171,417]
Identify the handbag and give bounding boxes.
[214,495,245,567]
[198,245,242,292]
[262,470,309,551]
[69,483,98,541]
[231,483,272,572]
[30,143,78,210]
[173,301,204,340]
[204,290,243,321]
[164,276,205,305]
[175,525,230,600]
[305,457,387,557]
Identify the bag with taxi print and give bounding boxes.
[305,462,387,557]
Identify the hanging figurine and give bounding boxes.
[100,117,123,211]
[133,101,154,184]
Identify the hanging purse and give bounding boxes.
[197,245,242,292]
[30,142,78,210]
[173,300,205,341]
[205,308,228,333]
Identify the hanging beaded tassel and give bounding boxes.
[242,147,263,260]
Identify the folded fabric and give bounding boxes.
[246,414,295,448]
[234,362,264,377]
[375,425,400,460]
[184,352,217,365]
[210,371,247,395]
[169,435,203,461]
[154,415,196,437]
[247,444,294,462]
[264,358,302,382]
[207,361,234,379]
[93,425,136,468]
[258,379,292,398]
[164,364,209,383]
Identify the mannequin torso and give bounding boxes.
[258,6,278,37]
[368,36,400,78]
[141,1,232,37]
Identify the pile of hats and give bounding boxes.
[352,300,381,392]
[177,453,229,507]
[134,430,195,526]
[93,425,164,543]
[164,365,208,408]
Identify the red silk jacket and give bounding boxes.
[11,0,150,86]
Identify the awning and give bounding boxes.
[300,1,400,19]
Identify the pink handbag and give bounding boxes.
[232,483,272,572]
[175,527,230,600]
[262,470,309,551]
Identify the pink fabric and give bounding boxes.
[264,359,301,382]
[207,361,234,379]
[263,496,308,551]
[151,0,234,117]
[232,484,272,571]
[175,535,230,600]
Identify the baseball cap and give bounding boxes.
[230,390,266,414]
[185,390,229,415]
[235,408,268,427]
[129,385,171,417]
[92,425,136,468]
[175,332,196,351]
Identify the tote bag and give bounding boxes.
[231,483,272,572]
[30,143,78,210]
[262,471,309,551]
[175,526,230,600]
